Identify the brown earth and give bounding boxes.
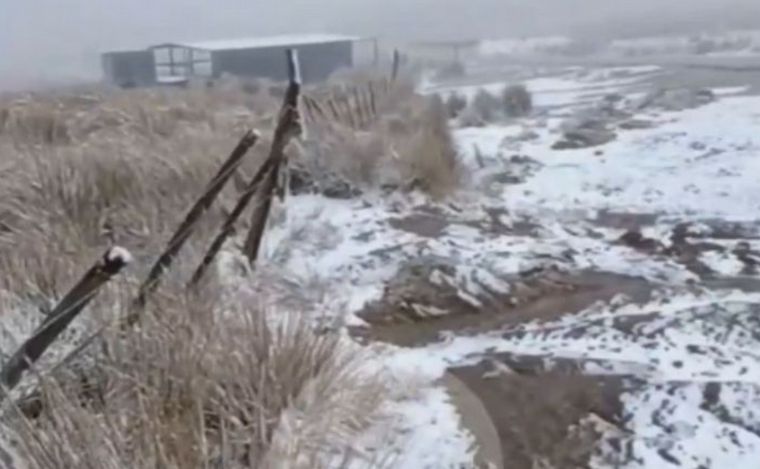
[354,269,652,347]
[450,354,626,469]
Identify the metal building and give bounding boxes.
[102,34,359,88]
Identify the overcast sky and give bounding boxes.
[2,0,760,88]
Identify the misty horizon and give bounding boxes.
[3,0,760,89]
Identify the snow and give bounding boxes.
[369,289,760,468]
[6,60,760,467]
[700,250,745,276]
[427,67,661,113]
[479,36,572,56]
[106,246,133,265]
[500,95,760,218]
[359,386,477,469]
[326,65,760,466]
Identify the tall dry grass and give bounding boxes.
[0,85,281,299]
[300,78,461,198]
[0,72,458,467]
[3,283,385,469]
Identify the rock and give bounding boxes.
[618,119,655,130]
[553,128,617,150]
[603,93,624,104]
[617,229,662,253]
[288,165,362,199]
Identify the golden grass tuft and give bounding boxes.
[5,285,385,468]
[0,70,463,467]
[301,78,461,198]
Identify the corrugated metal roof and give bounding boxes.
[180,34,359,51]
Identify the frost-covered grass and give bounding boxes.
[4,282,387,468]
[0,75,466,467]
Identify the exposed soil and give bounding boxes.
[450,355,626,469]
[594,210,661,231]
[613,219,760,280]
[354,269,652,347]
[388,206,538,239]
[388,213,450,238]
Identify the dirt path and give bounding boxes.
[355,270,652,347]
[450,357,625,469]
[347,61,760,467]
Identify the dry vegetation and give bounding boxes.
[457,83,533,127]
[5,284,385,468]
[0,71,459,467]
[298,76,461,198]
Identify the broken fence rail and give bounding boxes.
[129,129,259,321]
[0,247,131,399]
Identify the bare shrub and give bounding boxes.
[502,84,533,118]
[445,92,468,118]
[397,95,460,198]
[5,285,385,468]
[470,89,501,122]
[300,81,461,199]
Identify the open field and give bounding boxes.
[3,52,760,468]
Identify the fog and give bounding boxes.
[2,0,760,89]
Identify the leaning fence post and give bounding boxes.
[130,130,259,316]
[189,153,275,287]
[391,49,401,83]
[242,49,302,265]
[368,81,378,118]
[0,247,131,398]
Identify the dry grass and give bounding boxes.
[501,84,533,118]
[444,93,468,119]
[469,89,501,123]
[4,284,385,468]
[460,84,533,126]
[0,84,284,298]
[0,71,459,467]
[300,78,461,198]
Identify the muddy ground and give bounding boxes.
[352,61,760,468]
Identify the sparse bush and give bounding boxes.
[398,95,460,198]
[502,84,533,118]
[470,89,501,122]
[300,77,462,198]
[445,92,468,118]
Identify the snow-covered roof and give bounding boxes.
[178,34,359,51]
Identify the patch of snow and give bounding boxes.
[598,383,760,468]
[372,386,476,469]
[713,86,751,96]
[479,36,572,56]
[504,95,760,218]
[701,251,746,276]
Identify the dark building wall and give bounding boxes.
[211,41,353,83]
[102,51,156,87]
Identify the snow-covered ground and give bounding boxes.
[255,64,760,467]
[4,63,760,467]
[479,36,573,57]
[477,30,760,60]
